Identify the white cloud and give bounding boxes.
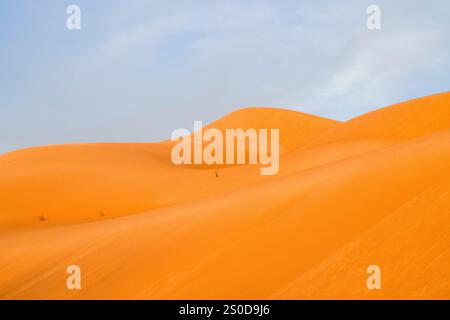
[97,15,189,57]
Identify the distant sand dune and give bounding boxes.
[0,92,449,299]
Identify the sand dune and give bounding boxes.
[206,107,340,151]
[0,92,449,299]
[0,108,339,229]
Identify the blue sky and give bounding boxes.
[1,0,449,153]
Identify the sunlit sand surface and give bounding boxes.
[0,92,449,299]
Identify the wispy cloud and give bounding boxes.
[0,0,449,152]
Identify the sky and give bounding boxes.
[0,0,449,153]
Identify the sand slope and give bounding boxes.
[0,108,339,230]
[0,92,449,299]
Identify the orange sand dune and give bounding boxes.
[0,92,449,299]
[0,108,339,230]
[308,92,450,146]
[206,107,340,152]
[0,109,339,230]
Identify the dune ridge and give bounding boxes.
[0,92,449,299]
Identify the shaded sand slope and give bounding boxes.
[0,92,449,299]
[0,110,339,230]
